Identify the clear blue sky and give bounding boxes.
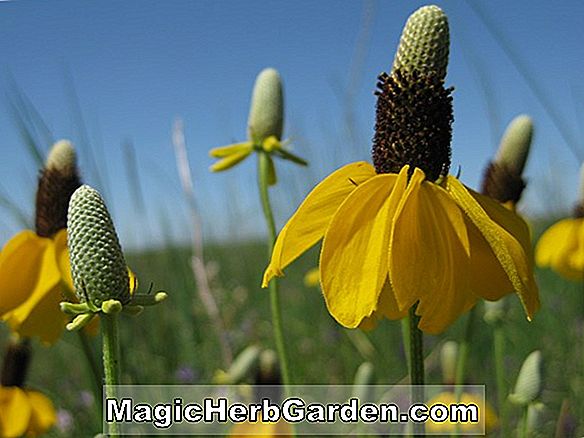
[1,0,583,249]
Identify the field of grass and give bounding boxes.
[0,217,581,436]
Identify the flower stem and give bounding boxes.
[408,306,425,437]
[493,323,508,437]
[257,151,292,397]
[102,313,121,437]
[455,306,477,390]
[78,331,103,413]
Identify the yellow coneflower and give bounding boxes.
[262,5,539,334]
[0,341,56,437]
[0,141,82,343]
[536,163,584,280]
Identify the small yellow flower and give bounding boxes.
[425,391,498,434]
[0,386,56,437]
[209,68,306,178]
[536,163,584,280]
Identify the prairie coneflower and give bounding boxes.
[0,341,56,437]
[262,5,539,334]
[536,163,584,280]
[0,141,82,343]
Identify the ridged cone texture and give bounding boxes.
[247,68,284,144]
[392,5,450,80]
[67,185,130,305]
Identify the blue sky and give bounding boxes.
[1,0,583,249]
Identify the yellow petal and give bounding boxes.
[0,386,31,437]
[389,170,474,334]
[446,177,539,319]
[0,231,49,315]
[320,169,404,328]
[262,162,376,286]
[209,148,253,172]
[535,218,582,280]
[3,241,66,344]
[53,229,74,295]
[303,267,320,287]
[358,280,409,330]
[26,390,56,435]
[208,142,253,158]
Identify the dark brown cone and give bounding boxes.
[480,161,526,204]
[35,167,82,238]
[0,340,31,387]
[372,69,453,181]
[573,203,584,218]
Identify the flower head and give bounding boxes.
[536,163,584,280]
[0,140,82,343]
[208,68,306,179]
[262,5,539,333]
[61,185,166,329]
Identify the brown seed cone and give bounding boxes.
[480,161,526,205]
[0,340,31,387]
[372,69,453,181]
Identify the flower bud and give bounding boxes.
[494,115,533,175]
[440,341,458,384]
[247,68,284,144]
[67,185,130,306]
[509,350,543,405]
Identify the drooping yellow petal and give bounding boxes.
[262,162,376,286]
[209,148,253,172]
[446,176,539,319]
[4,282,68,344]
[390,170,474,334]
[0,386,31,438]
[320,169,405,328]
[53,229,74,295]
[26,390,57,435]
[358,279,409,330]
[208,142,253,158]
[535,218,581,280]
[0,231,49,315]
[568,219,584,276]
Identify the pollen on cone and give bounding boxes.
[46,140,77,175]
[67,185,130,305]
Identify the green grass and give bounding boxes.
[1,219,582,436]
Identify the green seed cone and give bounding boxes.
[392,5,450,80]
[495,115,534,175]
[67,185,130,306]
[509,350,543,405]
[247,68,284,144]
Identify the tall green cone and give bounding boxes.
[247,68,284,144]
[67,185,130,306]
[391,5,450,80]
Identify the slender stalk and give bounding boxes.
[455,306,477,391]
[520,405,529,438]
[102,314,121,437]
[408,306,425,437]
[493,324,508,437]
[257,151,292,396]
[78,331,103,412]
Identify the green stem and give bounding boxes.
[521,405,529,438]
[493,324,508,437]
[455,306,477,391]
[408,306,425,437]
[78,331,103,412]
[257,151,292,397]
[102,314,121,437]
